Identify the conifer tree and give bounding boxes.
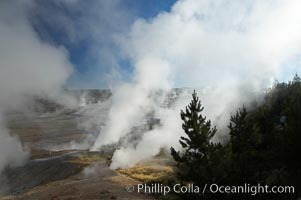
[170,90,222,187]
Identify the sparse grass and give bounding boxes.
[68,153,105,165]
[78,154,104,163]
[118,164,180,200]
[117,165,176,183]
[116,149,178,184]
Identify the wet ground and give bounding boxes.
[0,101,173,200]
[1,153,154,200]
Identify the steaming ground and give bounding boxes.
[1,88,229,198]
[0,89,182,199]
[0,86,266,199]
[92,87,261,169]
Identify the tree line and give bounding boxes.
[171,74,301,200]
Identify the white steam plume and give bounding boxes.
[0,0,74,176]
[93,0,301,169]
[92,58,171,147]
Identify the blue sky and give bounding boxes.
[30,0,176,89]
[28,0,301,89]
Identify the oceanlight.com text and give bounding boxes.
[126,183,295,196]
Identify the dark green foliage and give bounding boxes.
[227,74,301,199]
[171,91,227,199]
[171,74,301,200]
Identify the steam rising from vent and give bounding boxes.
[92,0,301,169]
[0,115,29,177]
[0,0,74,177]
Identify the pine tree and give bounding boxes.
[228,106,250,182]
[170,90,223,187]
